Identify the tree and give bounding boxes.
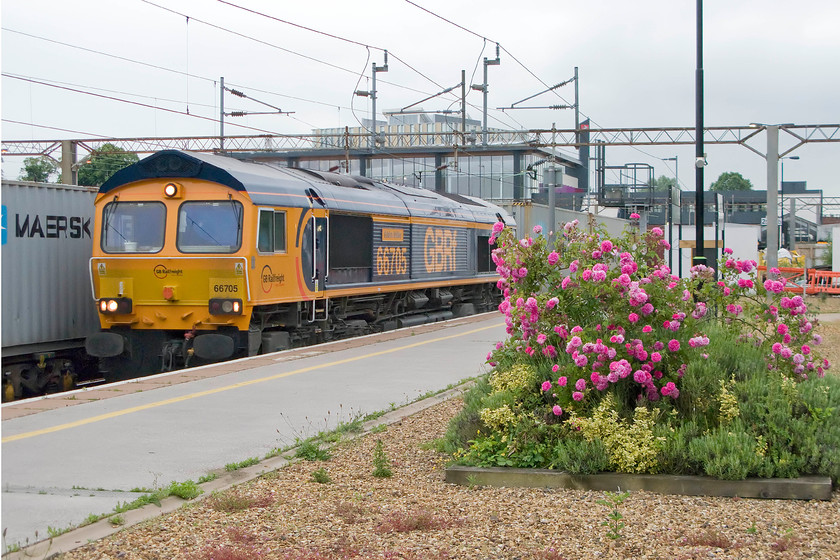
[648,175,676,191]
[710,171,753,192]
[19,156,58,183]
[77,143,139,187]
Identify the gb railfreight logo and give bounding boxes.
[154,265,183,279]
[261,265,285,293]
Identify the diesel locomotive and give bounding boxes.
[85,150,513,378]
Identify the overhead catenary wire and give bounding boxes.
[399,4,683,171]
[139,0,443,99]
[7,3,671,182]
[1,28,349,112]
[216,0,451,94]
[2,74,301,138]
[3,72,239,113]
[2,119,113,139]
[207,0,522,131]
[3,16,520,136]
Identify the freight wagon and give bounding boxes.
[1,180,100,400]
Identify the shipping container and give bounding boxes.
[2,180,99,397]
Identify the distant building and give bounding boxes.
[236,112,585,203]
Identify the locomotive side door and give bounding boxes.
[311,211,328,320]
[312,213,328,294]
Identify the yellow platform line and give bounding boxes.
[3,324,500,443]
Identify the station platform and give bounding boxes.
[1,313,506,553]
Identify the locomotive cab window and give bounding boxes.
[257,209,287,253]
[177,201,243,253]
[102,201,165,253]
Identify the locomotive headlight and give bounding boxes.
[163,182,182,199]
[209,298,243,316]
[98,297,133,315]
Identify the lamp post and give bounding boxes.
[694,0,707,269]
[661,156,679,270]
[781,155,800,248]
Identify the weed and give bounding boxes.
[680,528,735,549]
[169,480,202,500]
[372,439,393,478]
[112,479,200,514]
[335,501,367,524]
[530,547,568,560]
[747,522,757,535]
[311,467,331,484]
[2,527,20,554]
[383,549,453,560]
[295,439,331,462]
[197,473,218,484]
[595,490,630,540]
[113,491,164,513]
[206,488,274,513]
[771,528,801,552]
[46,526,66,538]
[370,423,387,434]
[264,447,286,459]
[225,457,260,472]
[190,544,256,560]
[465,474,481,489]
[376,508,461,533]
[83,513,101,525]
[108,515,125,527]
[225,526,257,544]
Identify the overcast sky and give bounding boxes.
[2,0,838,198]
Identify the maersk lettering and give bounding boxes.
[15,213,91,239]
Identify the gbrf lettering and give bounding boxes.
[424,227,458,273]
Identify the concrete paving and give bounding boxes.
[1,313,506,552]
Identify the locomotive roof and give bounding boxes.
[100,150,511,225]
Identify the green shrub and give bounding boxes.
[436,377,493,455]
[550,437,609,474]
[655,420,703,475]
[688,421,763,480]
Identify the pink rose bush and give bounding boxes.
[451,219,839,480]
[487,220,829,419]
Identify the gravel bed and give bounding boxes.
[57,396,839,560]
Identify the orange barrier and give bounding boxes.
[808,270,840,295]
[756,266,817,294]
